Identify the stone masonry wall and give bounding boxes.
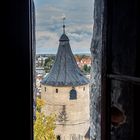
[90,0,104,140]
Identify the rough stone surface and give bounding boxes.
[90,0,136,139]
[90,0,104,140]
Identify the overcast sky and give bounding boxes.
[34,0,94,54]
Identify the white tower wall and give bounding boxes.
[41,84,90,140]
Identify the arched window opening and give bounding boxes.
[70,89,77,100]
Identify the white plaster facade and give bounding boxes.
[41,84,90,140]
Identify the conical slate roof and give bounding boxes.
[41,33,89,86]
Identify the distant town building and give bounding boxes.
[36,56,48,67]
[36,73,49,97]
[36,67,45,75]
[41,22,90,140]
[75,57,91,68]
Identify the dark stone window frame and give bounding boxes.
[100,0,138,140]
[10,0,137,139]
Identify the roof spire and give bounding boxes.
[62,15,66,34]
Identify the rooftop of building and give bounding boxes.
[41,20,89,86]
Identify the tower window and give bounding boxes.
[83,87,85,91]
[56,135,61,140]
[70,89,77,100]
[56,89,58,93]
[44,87,46,92]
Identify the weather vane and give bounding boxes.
[62,14,66,34]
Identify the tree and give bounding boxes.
[82,64,91,74]
[34,98,56,140]
[44,57,55,73]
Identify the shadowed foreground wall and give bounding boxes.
[108,0,136,140]
[90,0,137,140]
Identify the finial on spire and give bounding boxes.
[62,14,66,34]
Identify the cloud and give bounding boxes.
[36,31,59,48]
[35,0,93,30]
[36,29,92,54]
[34,0,94,54]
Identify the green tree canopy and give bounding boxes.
[82,64,91,74]
[34,98,56,140]
[44,57,55,73]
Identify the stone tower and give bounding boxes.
[41,22,90,140]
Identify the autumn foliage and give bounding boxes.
[34,98,56,140]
